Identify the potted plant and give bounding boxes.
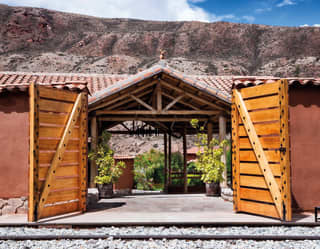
[89,130,126,198]
[191,119,227,196]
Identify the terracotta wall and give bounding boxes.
[0,92,29,198]
[114,158,134,191]
[289,86,320,211]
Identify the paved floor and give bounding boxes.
[0,194,313,223]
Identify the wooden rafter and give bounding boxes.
[234,89,283,219]
[160,80,227,112]
[89,79,158,111]
[130,94,155,111]
[37,93,84,218]
[162,92,200,110]
[106,89,153,110]
[163,94,185,111]
[156,81,162,112]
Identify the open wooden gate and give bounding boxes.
[29,83,88,222]
[232,79,291,221]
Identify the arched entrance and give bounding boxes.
[88,64,231,192]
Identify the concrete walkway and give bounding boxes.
[0,194,313,223]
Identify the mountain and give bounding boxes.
[0,4,319,77]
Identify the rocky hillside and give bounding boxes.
[0,4,320,77]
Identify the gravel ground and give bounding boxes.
[0,238,320,249]
[1,226,320,236]
[0,227,320,248]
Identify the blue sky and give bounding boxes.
[1,0,319,27]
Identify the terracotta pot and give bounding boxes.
[98,183,114,198]
[205,182,221,196]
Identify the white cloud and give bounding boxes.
[2,0,236,23]
[255,7,272,13]
[277,0,296,7]
[242,15,255,23]
[300,24,320,27]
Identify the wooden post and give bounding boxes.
[164,133,168,193]
[207,122,213,145]
[90,116,98,188]
[219,114,227,189]
[28,82,39,222]
[183,129,188,193]
[168,133,172,185]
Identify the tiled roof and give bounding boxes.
[232,76,320,88]
[0,72,127,94]
[0,70,319,102]
[89,65,233,105]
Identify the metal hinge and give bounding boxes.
[279,146,286,153]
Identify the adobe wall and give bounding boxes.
[0,92,29,199]
[289,86,320,211]
[114,158,134,195]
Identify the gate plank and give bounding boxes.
[38,165,79,180]
[39,99,74,113]
[239,200,278,218]
[47,189,79,204]
[240,81,279,99]
[234,88,283,219]
[240,175,281,189]
[39,86,78,102]
[239,108,280,124]
[38,138,79,150]
[239,136,280,149]
[41,201,79,219]
[39,126,79,139]
[39,112,79,126]
[239,122,280,136]
[37,93,83,219]
[240,163,281,177]
[239,188,273,203]
[244,95,279,111]
[240,150,280,162]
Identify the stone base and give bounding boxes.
[87,188,99,207]
[0,197,28,216]
[114,188,132,196]
[221,188,233,202]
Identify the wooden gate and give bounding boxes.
[28,83,88,222]
[232,79,291,221]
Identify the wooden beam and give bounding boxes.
[231,94,240,212]
[164,133,168,193]
[89,79,158,111]
[234,89,283,219]
[106,89,153,110]
[168,133,172,185]
[183,129,188,194]
[96,110,218,115]
[28,82,39,222]
[162,92,200,111]
[99,117,208,122]
[207,122,213,145]
[90,116,98,188]
[219,114,227,189]
[37,93,84,219]
[279,79,291,221]
[130,94,155,111]
[156,82,162,112]
[163,94,185,111]
[160,80,226,111]
[79,93,88,212]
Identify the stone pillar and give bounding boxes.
[219,114,227,188]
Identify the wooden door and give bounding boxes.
[29,83,88,222]
[232,79,291,221]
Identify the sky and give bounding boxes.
[1,0,319,27]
